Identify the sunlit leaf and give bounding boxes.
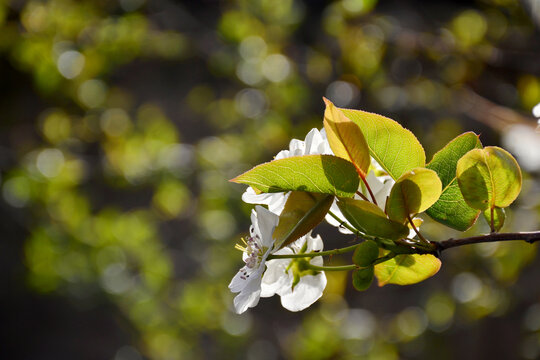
[374,252,441,286]
[386,168,442,223]
[352,267,374,291]
[352,240,379,267]
[483,207,505,233]
[337,198,410,239]
[426,132,482,231]
[456,146,522,210]
[273,192,334,249]
[323,97,370,177]
[231,155,360,197]
[338,107,425,180]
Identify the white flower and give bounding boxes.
[229,205,279,314]
[242,128,332,214]
[261,232,327,312]
[241,127,397,235]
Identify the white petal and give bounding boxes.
[261,258,291,297]
[289,139,305,155]
[306,234,324,252]
[254,205,279,247]
[533,102,540,118]
[242,187,277,205]
[233,279,262,314]
[310,255,324,266]
[279,273,327,312]
[374,179,394,212]
[266,192,289,214]
[229,266,261,293]
[274,149,290,160]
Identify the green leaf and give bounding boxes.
[426,132,482,231]
[352,240,379,267]
[231,154,360,198]
[337,198,410,240]
[483,207,505,233]
[323,98,371,177]
[386,168,442,223]
[374,252,441,286]
[339,107,426,180]
[456,146,522,210]
[273,192,334,249]
[352,267,374,291]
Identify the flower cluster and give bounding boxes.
[230,128,396,314]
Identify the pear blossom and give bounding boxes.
[242,128,333,214]
[229,205,279,314]
[261,232,327,312]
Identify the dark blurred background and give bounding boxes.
[1,0,540,359]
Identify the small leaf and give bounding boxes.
[231,155,360,198]
[426,132,482,231]
[386,168,442,223]
[352,267,374,291]
[273,192,334,249]
[374,252,441,286]
[323,98,370,177]
[339,107,426,180]
[483,207,505,233]
[456,146,522,210]
[337,198,410,240]
[352,240,379,267]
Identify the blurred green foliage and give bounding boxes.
[1,0,540,359]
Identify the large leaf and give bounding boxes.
[323,98,370,177]
[337,198,410,240]
[456,146,522,210]
[386,168,442,223]
[426,132,482,231]
[374,252,441,286]
[339,107,425,180]
[231,155,360,198]
[273,192,334,249]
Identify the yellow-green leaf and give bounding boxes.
[456,146,522,210]
[231,155,360,198]
[374,253,441,286]
[273,192,334,249]
[337,198,410,240]
[323,97,370,177]
[339,107,426,180]
[386,168,442,223]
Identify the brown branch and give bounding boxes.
[434,231,540,253]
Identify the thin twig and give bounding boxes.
[434,231,540,252]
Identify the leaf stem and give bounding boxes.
[268,243,361,260]
[327,210,362,235]
[490,207,495,233]
[304,263,358,272]
[360,175,378,206]
[407,214,428,244]
[356,191,370,202]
